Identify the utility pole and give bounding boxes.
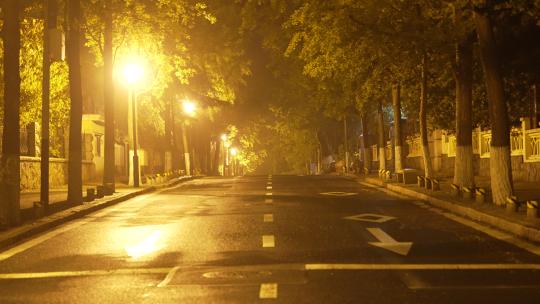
[41,0,52,210]
[181,123,191,176]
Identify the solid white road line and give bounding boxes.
[0,218,94,262]
[262,235,275,248]
[157,266,180,287]
[264,214,274,223]
[2,263,540,280]
[0,268,171,279]
[259,283,278,299]
[304,263,540,270]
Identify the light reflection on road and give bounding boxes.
[124,230,164,259]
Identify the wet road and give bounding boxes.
[1,175,540,303]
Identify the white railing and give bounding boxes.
[510,129,524,156]
[524,128,540,162]
[385,142,392,161]
[406,136,422,157]
[371,144,378,161]
[447,135,457,157]
[472,130,480,154]
[479,131,491,158]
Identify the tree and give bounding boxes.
[473,1,513,205]
[103,0,115,192]
[66,0,84,204]
[1,0,21,226]
[392,83,404,172]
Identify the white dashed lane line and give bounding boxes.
[259,283,278,299]
[265,198,273,204]
[266,186,273,190]
[264,214,274,223]
[262,235,275,248]
[265,192,273,196]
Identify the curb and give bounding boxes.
[363,177,540,244]
[0,176,196,250]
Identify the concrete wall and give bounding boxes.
[20,156,95,191]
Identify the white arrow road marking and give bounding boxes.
[367,228,412,256]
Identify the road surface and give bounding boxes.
[1,175,539,303]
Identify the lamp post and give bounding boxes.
[220,134,228,176]
[123,63,143,187]
[180,99,196,176]
[230,147,238,176]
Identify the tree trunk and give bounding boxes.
[67,0,84,204]
[453,35,475,189]
[474,3,513,205]
[377,101,386,170]
[343,114,349,173]
[213,139,220,175]
[420,54,434,178]
[103,0,115,192]
[361,111,371,171]
[41,0,58,209]
[1,0,21,226]
[392,83,404,172]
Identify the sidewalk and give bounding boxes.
[0,176,195,249]
[360,174,540,244]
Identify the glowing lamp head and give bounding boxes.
[230,147,238,156]
[123,63,144,85]
[182,100,197,116]
[220,134,228,142]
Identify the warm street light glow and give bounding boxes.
[221,134,228,141]
[123,62,144,85]
[182,99,197,117]
[230,147,238,156]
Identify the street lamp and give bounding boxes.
[182,99,197,117]
[123,62,144,187]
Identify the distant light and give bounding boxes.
[230,147,238,156]
[123,63,144,86]
[220,134,227,141]
[182,99,197,116]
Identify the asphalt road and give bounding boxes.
[1,175,540,303]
